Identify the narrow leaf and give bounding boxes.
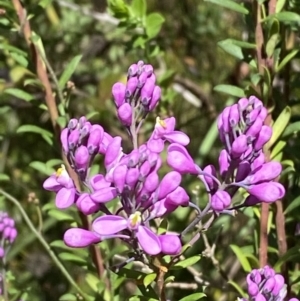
[17,125,53,138]
[214,85,245,97]
[171,255,201,270]
[276,49,299,72]
[284,195,300,215]
[179,293,206,301]
[143,273,157,287]
[204,0,249,14]
[58,55,82,89]
[230,244,251,272]
[4,88,34,102]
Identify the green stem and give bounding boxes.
[2,265,8,301]
[0,188,93,301]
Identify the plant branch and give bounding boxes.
[0,188,92,301]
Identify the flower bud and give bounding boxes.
[68,129,80,150]
[221,106,231,133]
[125,168,140,189]
[247,182,285,203]
[231,135,248,158]
[91,187,118,203]
[229,104,240,127]
[141,76,155,106]
[166,186,189,207]
[113,165,127,193]
[87,125,104,155]
[143,64,154,76]
[203,165,218,191]
[139,161,151,180]
[211,190,231,212]
[245,162,282,184]
[104,136,122,169]
[90,174,111,190]
[143,171,159,193]
[138,71,148,88]
[68,118,78,130]
[112,82,126,107]
[64,228,101,248]
[238,97,249,111]
[126,77,138,98]
[219,149,230,178]
[74,145,89,170]
[253,125,272,151]
[117,103,132,126]
[149,86,161,111]
[60,128,69,154]
[246,117,263,137]
[128,63,138,77]
[167,144,199,174]
[236,161,251,182]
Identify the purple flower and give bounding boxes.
[247,182,285,203]
[112,82,126,107]
[93,212,161,255]
[211,190,231,212]
[43,165,77,209]
[117,103,133,126]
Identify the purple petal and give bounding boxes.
[167,143,198,174]
[245,162,282,184]
[157,171,181,200]
[90,174,111,190]
[211,190,231,212]
[136,225,161,255]
[247,182,285,203]
[147,138,164,153]
[253,125,272,151]
[246,117,263,137]
[164,131,190,146]
[113,165,128,193]
[203,164,218,190]
[43,175,62,192]
[55,187,76,209]
[93,215,127,235]
[104,136,122,168]
[60,128,69,154]
[149,86,161,111]
[218,149,230,178]
[231,135,248,158]
[236,161,251,182]
[159,234,182,255]
[91,187,117,203]
[74,145,89,170]
[151,198,177,218]
[64,228,101,248]
[112,82,126,107]
[76,193,101,215]
[166,186,189,207]
[87,125,104,154]
[117,103,132,126]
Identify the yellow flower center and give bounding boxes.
[56,164,66,177]
[156,117,167,129]
[129,211,142,227]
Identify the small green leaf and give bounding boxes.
[230,244,251,272]
[58,252,87,264]
[86,273,101,292]
[9,52,28,67]
[274,246,300,270]
[17,125,53,137]
[56,116,67,128]
[0,174,10,181]
[58,55,82,89]
[86,111,100,120]
[276,0,286,12]
[131,0,146,18]
[266,34,279,57]
[48,209,74,222]
[218,40,243,59]
[264,11,300,23]
[228,280,246,297]
[29,161,54,176]
[270,140,286,160]
[145,13,165,39]
[268,106,291,148]
[143,273,156,287]
[276,49,299,72]
[59,293,77,301]
[171,255,201,270]
[284,195,300,215]
[282,121,300,137]
[4,88,34,102]
[108,0,130,18]
[204,0,249,14]
[214,85,245,98]
[179,293,206,301]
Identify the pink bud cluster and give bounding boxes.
[239,266,299,301]
[0,212,17,258]
[112,60,161,127]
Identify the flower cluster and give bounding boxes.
[0,211,17,259]
[43,61,285,260]
[239,266,299,301]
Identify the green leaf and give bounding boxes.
[284,195,300,215]
[264,11,300,23]
[274,246,300,270]
[145,13,165,39]
[29,161,54,176]
[171,255,201,270]
[157,219,168,235]
[59,293,77,301]
[268,106,291,148]
[143,273,156,287]
[228,280,246,297]
[230,245,251,272]
[276,0,286,12]
[214,85,245,97]
[218,40,243,59]
[108,0,130,18]
[17,125,53,137]
[178,293,206,301]
[276,49,299,72]
[48,209,74,222]
[58,252,87,264]
[0,174,10,181]
[86,273,101,292]
[131,0,146,18]
[4,88,34,102]
[58,55,82,89]
[204,0,249,14]
[86,111,100,120]
[282,121,300,138]
[270,140,286,160]
[266,33,279,57]
[9,52,28,67]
